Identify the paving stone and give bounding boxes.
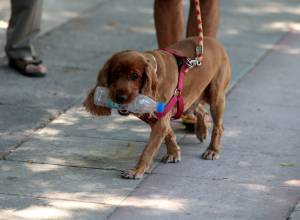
[0,133,28,158]
[7,136,164,171]
[0,160,141,205]
[35,0,156,54]
[0,59,97,109]
[108,174,300,220]
[228,81,300,108]
[37,27,156,54]
[0,0,104,57]
[181,124,300,155]
[218,0,300,89]
[35,107,186,142]
[6,107,185,171]
[225,99,300,131]
[0,104,55,134]
[156,125,300,184]
[0,194,114,220]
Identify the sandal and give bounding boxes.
[182,110,212,128]
[181,111,197,125]
[9,57,47,77]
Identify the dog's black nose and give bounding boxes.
[116,94,128,103]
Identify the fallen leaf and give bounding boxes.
[280,162,295,167]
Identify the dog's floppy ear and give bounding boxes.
[96,57,112,87]
[141,54,158,99]
[83,58,113,116]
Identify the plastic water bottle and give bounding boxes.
[93,86,119,109]
[122,94,165,114]
[93,86,165,114]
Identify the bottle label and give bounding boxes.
[106,100,120,109]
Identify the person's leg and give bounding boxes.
[6,0,42,59]
[186,0,219,38]
[6,0,46,75]
[154,0,184,49]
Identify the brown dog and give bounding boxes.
[84,37,231,179]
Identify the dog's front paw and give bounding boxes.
[161,153,181,163]
[201,149,220,160]
[121,169,144,179]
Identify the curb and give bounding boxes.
[288,201,300,220]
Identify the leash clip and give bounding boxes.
[174,88,181,97]
[186,58,201,69]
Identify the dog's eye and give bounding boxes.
[130,73,139,81]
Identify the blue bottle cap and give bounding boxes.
[156,102,165,113]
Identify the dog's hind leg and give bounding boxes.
[201,89,225,160]
[201,57,230,160]
[161,127,181,163]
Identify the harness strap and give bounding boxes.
[156,48,187,120]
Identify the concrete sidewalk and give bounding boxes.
[0,0,300,219]
[0,0,104,57]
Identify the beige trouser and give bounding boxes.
[5,0,43,60]
[154,0,219,49]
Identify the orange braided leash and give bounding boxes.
[194,0,204,64]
